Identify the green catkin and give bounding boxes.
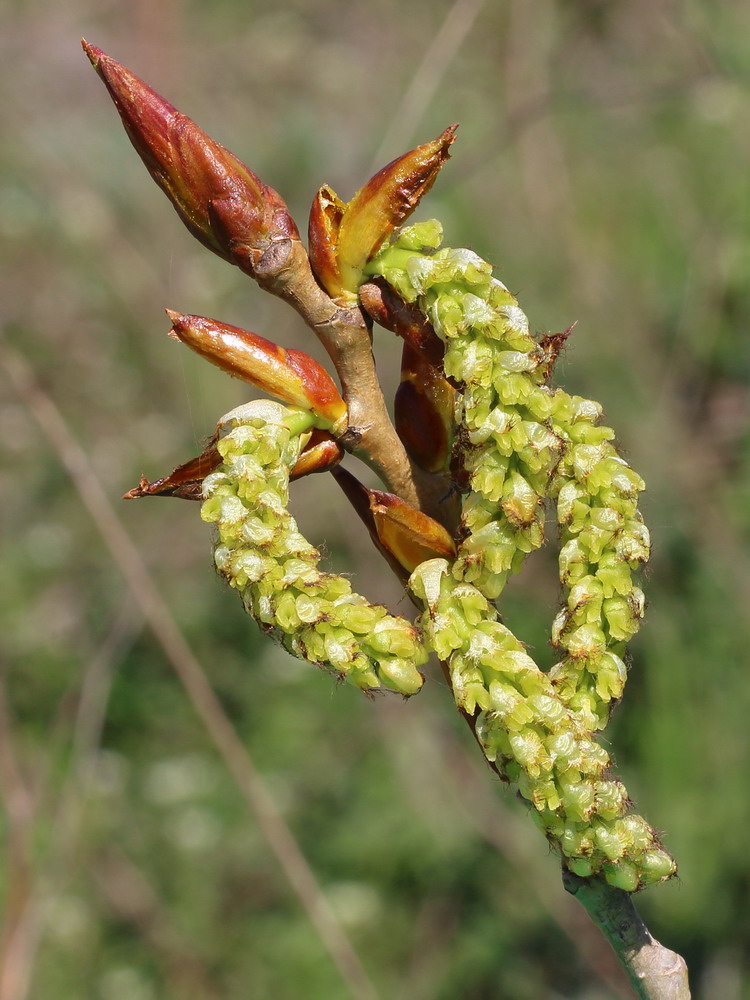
[366,222,562,600]
[367,222,676,888]
[366,221,647,729]
[410,557,674,890]
[200,401,426,696]
[198,227,675,890]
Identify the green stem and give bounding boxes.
[563,873,691,999]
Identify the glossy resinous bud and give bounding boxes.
[331,468,455,580]
[369,490,457,574]
[308,184,346,301]
[307,125,457,301]
[82,41,298,277]
[290,430,344,480]
[395,342,455,473]
[167,311,347,431]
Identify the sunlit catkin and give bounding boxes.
[201,402,426,696]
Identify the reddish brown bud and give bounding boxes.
[123,442,222,500]
[369,490,456,575]
[82,40,298,277]
[359,279,445,367]
[332,467,455,579]
[308,185,347,300]
[335,125,458,296]
[395,343,455,473]
[166,311,347,430]
[290,430,344,480]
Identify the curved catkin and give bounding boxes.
[410,559,675,890]
[366,222,649,730]
[200,402,426,696]
[366,221,554,601]
[368,224,675,888]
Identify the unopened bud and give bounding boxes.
[308,185,347,300]
[82,41,298,277]
[123,441,222,500]
[369,490,456,574]
[290,430,344,480]
[331,466,409,582]
[167,311,347,431]
[332,468,455,579]
[395,343,454,473]
[335,125,457,297]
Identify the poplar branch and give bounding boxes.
[251,235,454,522]
[83,42,690,997]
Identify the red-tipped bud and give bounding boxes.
[369,490,457,575]
[334,125,457,297]
[123,442,222,500]
[82,41,298,277]
[395,343,455,473]
[166,311,347,431]
[290,430,344,480]
[308,185,347,300]
[359,279,445,367]
[332,467,455,579]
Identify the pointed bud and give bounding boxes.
[290,430,344,480]
[123,442,222,500]
[166,311,347,431]
[370,490,456,575]
[395,343,455,473]
[308,185,347,300]
[332,468,455,579]
[82,41,298,277]
[358,279,445,367]
[335,125,458,296]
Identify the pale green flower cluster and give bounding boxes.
[549,412,650,731]
[200,402,426,695]
[366,222,675,888]
[410,559,675,891]
[366,220,553,600]
[366,222,648,730]
[189,225,674,890]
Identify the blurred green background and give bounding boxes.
[1,1,749,997]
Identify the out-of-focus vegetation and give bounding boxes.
[1,1,749,998]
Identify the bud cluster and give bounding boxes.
[410,559,674,891]
[201,402,426,695]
